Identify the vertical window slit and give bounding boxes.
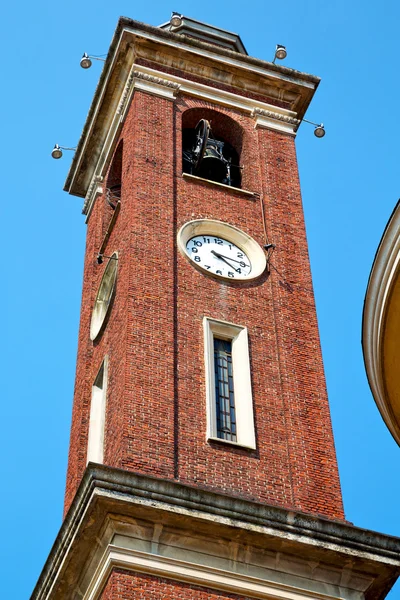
[214,338,237,441]
[87,358,107,464]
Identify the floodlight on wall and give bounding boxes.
[97,253,119,265]
[80,52,106,69]
[51,144,77,159]
[272,45,287,64]
[302,119,326,138]
[170,12,183,27]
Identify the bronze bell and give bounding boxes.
[196,138,228,183]
[192,119,229,183]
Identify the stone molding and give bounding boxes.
[252,107,301,135]
[133,70,181,97]
[252,107,301,125]
[125,22,317,92]
[116,66,136,118]
[83,175,103,217]
[31,465,400,600]
[83,544,341,600]
[134,64,298,129]
[182,172,256,197]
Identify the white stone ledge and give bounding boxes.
[31,466,400,600]
[182,173,256,197]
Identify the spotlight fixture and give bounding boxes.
[302,119,326,138]
[80,52,106,69]
[51,144,76,159]
[170,12,183,28]
[97,253,119,265]
[314,124,325,138]
[272,44,287,64]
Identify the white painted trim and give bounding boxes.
[254,114,297,136]
[132,80,177,99]
[83,544,344,600]
[87,357,108,465]
[133,74,180,100]
[203,317,256,449]
[182,173,256,197]
[363,204,400,445]
[84,179,103,221]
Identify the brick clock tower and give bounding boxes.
[33,14,400,600]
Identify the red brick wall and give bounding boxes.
[64,87,344,521]
[100,569,252,599]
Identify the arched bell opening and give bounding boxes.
[182,109,243,188]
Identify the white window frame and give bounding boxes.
[87,356,108,464]
[203,317,256,449]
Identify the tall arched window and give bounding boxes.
[182,109,243,188]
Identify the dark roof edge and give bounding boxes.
[118,16,320,83]
[159,15,248,54]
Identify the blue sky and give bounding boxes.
[2,1,400,598]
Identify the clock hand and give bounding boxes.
[211,250,240,272]
[211,252,249,267]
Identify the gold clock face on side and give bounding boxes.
[178,220,266,281]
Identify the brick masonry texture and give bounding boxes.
[64,84,345,521]
[100,569,255,599]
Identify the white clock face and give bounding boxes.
[185,235,252,279]
[178,219,267,282]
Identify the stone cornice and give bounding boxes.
[135,64,299,125]
[252,107,301,135]
[122,17,319,88]
[253,107,301,126]
[31,465,400,600]
[133,70,181,91]
[83,175,103,218]
[132,70,181,100]
[64,18,321,203]
[84,545,340,600]
[116,65,136,117]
